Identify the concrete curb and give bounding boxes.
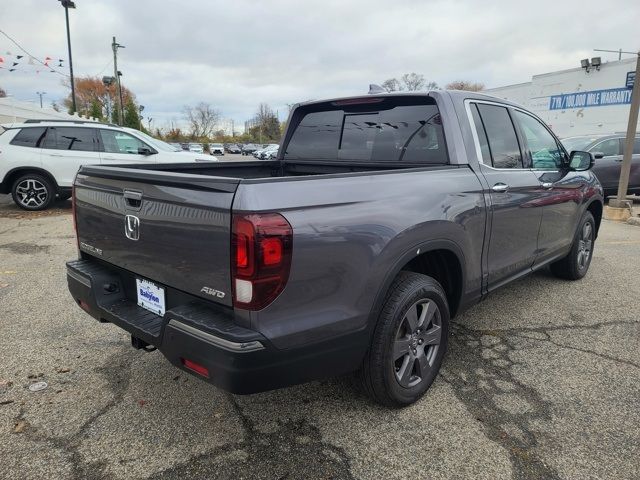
[627,216,640,227]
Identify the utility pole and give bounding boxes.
[112,36,125,125]
[36,91,46,108]
[611,51,640,208]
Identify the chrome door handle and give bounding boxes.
[103,156,116,160]
[48,153,63,157]
[541,182,554,189]
[491,183,509,193]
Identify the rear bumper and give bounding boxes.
[66,258,366,394]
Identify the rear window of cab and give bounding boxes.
[284,97,449,165]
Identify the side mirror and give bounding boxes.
[592,152,604,159]
[569,150,594,171]
[138,147,154,156]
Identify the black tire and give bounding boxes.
[11,173,55,211]
[550,211,595,280]
[360,271,450,407]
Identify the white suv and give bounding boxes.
[0,121,218,210]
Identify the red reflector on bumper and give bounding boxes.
[78,300,90,312]
[181,358,210,378]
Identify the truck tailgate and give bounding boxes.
[73,167,239,307]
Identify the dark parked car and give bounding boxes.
[67,91,603,407]
[226,144,241,154]
[562,134,640,197]
[241,143,260,155]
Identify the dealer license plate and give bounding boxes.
[136,278,165,316]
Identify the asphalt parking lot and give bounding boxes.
[0,197,638,480]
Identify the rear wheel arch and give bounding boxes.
[370,240,466,331]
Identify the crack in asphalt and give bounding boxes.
[441,323,561,480]
[150,395,355,480]
[14,348,135,480]
[472,319,640,370]
[441,317,638,480]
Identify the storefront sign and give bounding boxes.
[549,87,632,110]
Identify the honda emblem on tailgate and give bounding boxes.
[125,215,140,241]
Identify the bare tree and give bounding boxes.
[400,73,426,91]
[381,74,438,92]
[445,80,485,92]
[248,103,280,142]
[183,102,221,139]
[382,78,402,92]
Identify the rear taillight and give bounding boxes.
[231,213,293,310]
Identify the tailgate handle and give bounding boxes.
[123,190,143,210]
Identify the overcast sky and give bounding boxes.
[1,0,638,130]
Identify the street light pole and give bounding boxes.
[36,91,46,108]
[611,51,640,207]
[59,1,77,114]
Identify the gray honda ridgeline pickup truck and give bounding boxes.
[67,91,603,407]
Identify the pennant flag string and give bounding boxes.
[0,28,69,77]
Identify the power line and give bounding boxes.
[96,59,113,76]
[0,28,69,77]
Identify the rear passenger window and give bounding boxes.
[476,104,523,169]
[10,127,47,148]
[284,101,449,164]
[42,127,96,152]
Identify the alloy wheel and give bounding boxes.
[393,299,442,388]
[577,220,593,270]
[16,179,48,208]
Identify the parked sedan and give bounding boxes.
[226,144,241,154]
[209,143,224,156]
[562,134,640,197]
[258,144,279,159]
[188,143,204,154]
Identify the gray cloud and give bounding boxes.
[1,0,637,129]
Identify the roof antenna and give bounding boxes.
[368,84,386,94]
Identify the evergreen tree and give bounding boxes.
[123,100,140,129]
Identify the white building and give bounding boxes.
[0,96,97,125]
[485,57,637,138]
